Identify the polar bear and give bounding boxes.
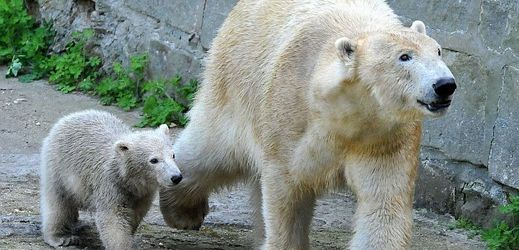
[40,110,182,249]
[160,0,456,249]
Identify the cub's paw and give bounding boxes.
[160,200,209,230]
[44,234,81,247]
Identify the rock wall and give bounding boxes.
[387,0,519,226]
[37,0,518,225]
[38,0,238,81]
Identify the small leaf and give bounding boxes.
[6,57,22,77]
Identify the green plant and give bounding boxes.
[1,1,197,128]
[137,76,197,127]
[95,54,147,110]
[449,217,482,239]
[455,217,481,239]
[483,196,519,250]
[172,78,198,108]
[95,54,197,126]
[1,0,54,81]
[0,0,33,62]
[6,57,22,77]
[46,29,101,93]
[454,218,480,231]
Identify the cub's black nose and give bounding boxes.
[433,77,457,97]
[171,174,183,185]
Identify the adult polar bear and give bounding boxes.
[160,0,456,249]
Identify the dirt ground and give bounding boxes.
[0,70,487,249]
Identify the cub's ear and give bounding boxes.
[158,124,169,135]
[411,20,426,35]
[115,140,130,155]
[335,37,357,63]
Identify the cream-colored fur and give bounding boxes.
[40,110,182,249]
[160,0,455,249]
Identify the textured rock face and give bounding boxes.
[37,0,518,223]
[489,66,519,189]
[386,0,519,220]
[38,0,239,81]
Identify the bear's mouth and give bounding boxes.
[417,100,451,112]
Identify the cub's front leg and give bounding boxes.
[95,207,135,250]
[131,194,154,233]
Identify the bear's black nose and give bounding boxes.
[433,77,457,97]
[171,174,183,185]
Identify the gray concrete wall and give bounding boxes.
[38,0,518,225]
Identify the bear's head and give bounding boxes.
[114,124,183,187]
[335,20,456,119]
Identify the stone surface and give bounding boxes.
[125,0,206,33]
[387,0,519,209]
[414,147,511,228]
[489,66,519,189]
[35,0,519,223]
[200,0,238,49]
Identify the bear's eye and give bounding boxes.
[399,54,411,62]
[150,158,159,164]
[438,48,441,56]
[172,153,176,159]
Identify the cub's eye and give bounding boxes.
[150,158,159,164]
[438,48,441,56]
[172,153,176,159]
[399,54,411,62]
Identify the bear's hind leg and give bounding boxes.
[41,183,80,247]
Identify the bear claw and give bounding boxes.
[45,235,81,247]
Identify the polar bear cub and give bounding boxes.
[40,110,182,249]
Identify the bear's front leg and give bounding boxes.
[346,155,418,250]
[260,163,316,250]
[95,208,135,250]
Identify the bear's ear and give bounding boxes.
[158,124,169,135]
[115,140,130,155]
[335,37,357,63]
[411,20,426,35]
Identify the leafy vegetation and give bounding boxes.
[46,29,101,93]
[138,76,197,127]
[0,2,197,127]
[1,0,54,81]
[449,196,519,250]
[95,54,146,110]
[482,196,519,250]
[95,55,197,126]
[449,217,482,239]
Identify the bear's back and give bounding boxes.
[47,110,129,150]
[191,0,400,151]
[41,110,131,206]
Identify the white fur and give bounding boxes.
[159,0,455,249]
[40,110,181,249]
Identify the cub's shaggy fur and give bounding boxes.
[160,0,456,249]
[40,110,181,249]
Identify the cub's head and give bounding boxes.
[114,124,182,187]
[336,20,456,118]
